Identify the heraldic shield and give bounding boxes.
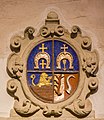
[27,40,79,103]
[6,11,99,118]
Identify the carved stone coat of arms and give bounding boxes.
[7,11,99,118]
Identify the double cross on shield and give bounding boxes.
[27,40,79,103]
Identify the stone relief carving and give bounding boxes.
[6,11,99,118]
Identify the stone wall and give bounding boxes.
[0,0,104,119]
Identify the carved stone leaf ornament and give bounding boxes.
[7,11,99,118]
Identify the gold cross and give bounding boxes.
[61,44,68,53]
[39,43,47,53]
[40,59,46,69]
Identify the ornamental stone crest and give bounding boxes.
[7,11,99,118]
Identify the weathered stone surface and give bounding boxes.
[0,117,104,120]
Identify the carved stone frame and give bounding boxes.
[7,11,99,118]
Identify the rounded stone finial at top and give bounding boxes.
[47,11,58,19]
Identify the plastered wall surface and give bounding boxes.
[0,0,104,119]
